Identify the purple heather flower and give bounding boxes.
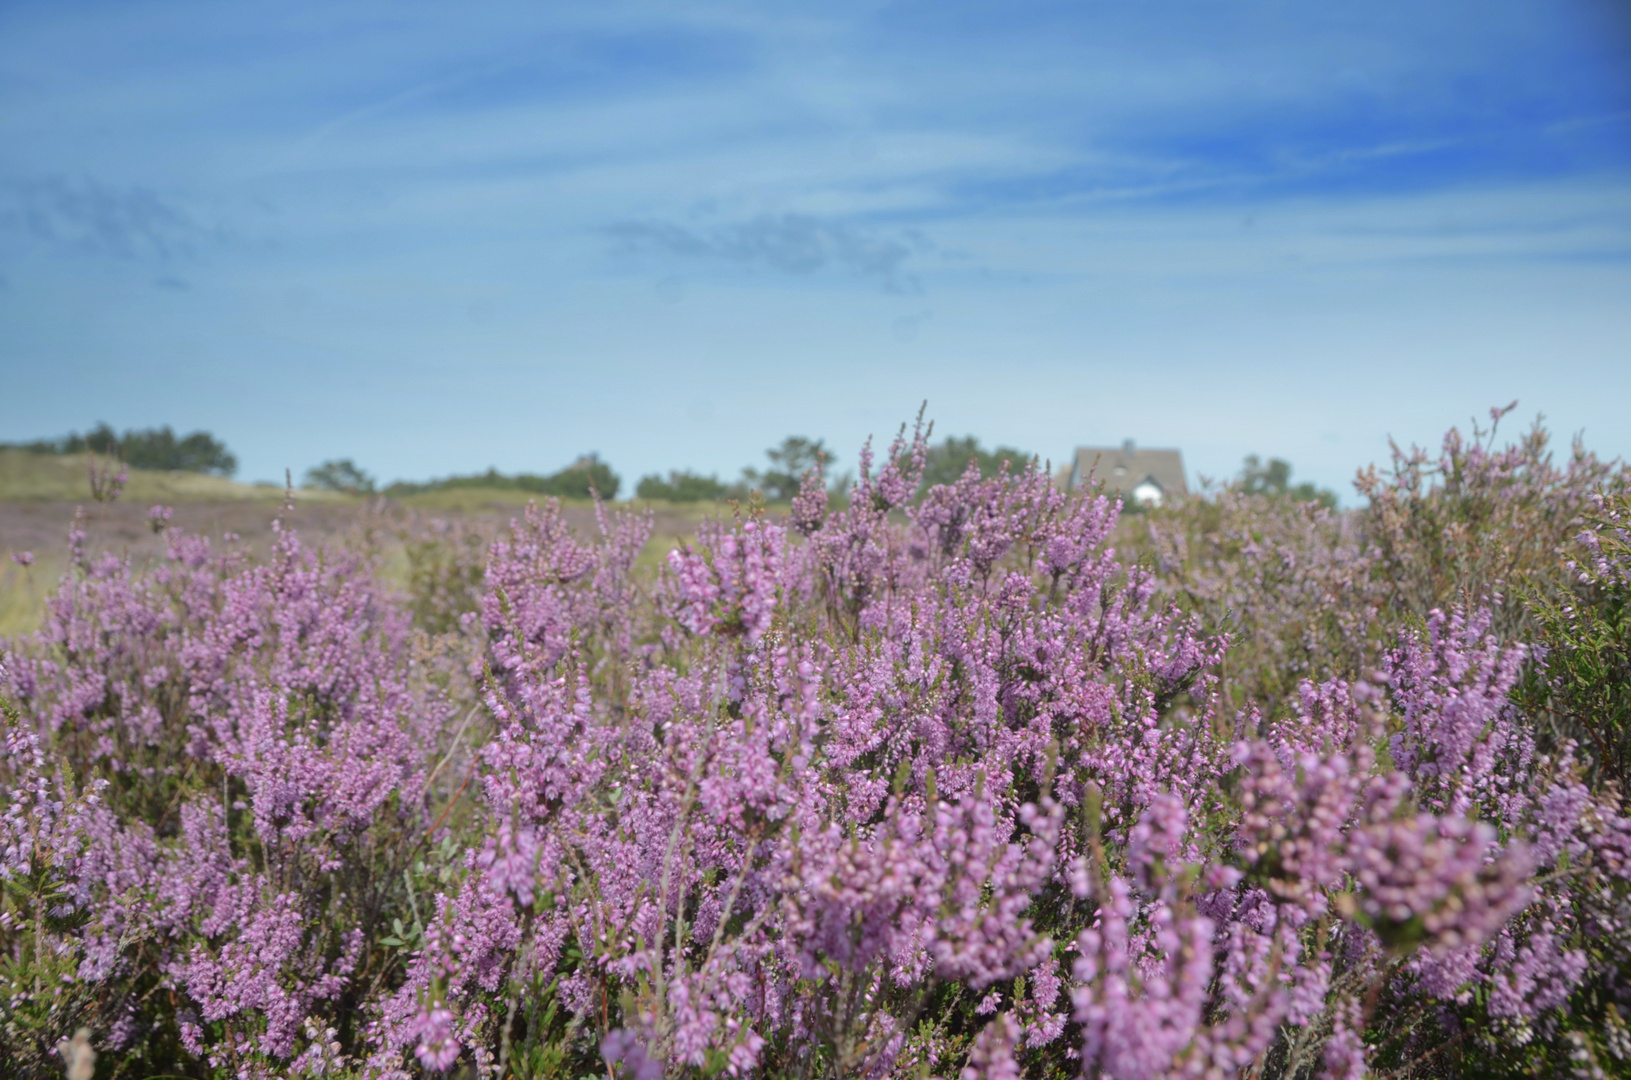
[411,1005,460,1072]
[603,1028,663,1080]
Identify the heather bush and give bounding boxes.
[1142,407,1629,720]
[398,515,492,637]
[2,410,1629,1079]
[2,522,460,1077]
[1142,488,1382,719]
[1520,490,1631,787]
[1354,404,1627,640]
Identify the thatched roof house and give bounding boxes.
[1068,441,1187,507]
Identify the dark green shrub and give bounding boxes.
[303,458,377,494]
[636,470,728,501]
[387,455,621,500]
[918,434,1030,490]
[1238,454,1337,508]
[1,422,238,476]
[741,436,834,501]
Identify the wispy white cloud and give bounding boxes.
[0,174,223,260]
[607,213,931,289]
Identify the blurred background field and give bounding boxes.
[0,449,732,636]
[2,422,1066,635]
[0,449,307,504]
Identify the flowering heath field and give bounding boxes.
[4,409,1630,1079]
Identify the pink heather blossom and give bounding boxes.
[603,1028,664,1080]
[411,1005,460,1071]
[961,1013,1022,1080]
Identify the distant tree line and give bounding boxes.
[369,441,1333,510]
[377,454,621,500]
[10,423,1330,511]
[635,433,1034,504]
[0,422,238,476]
[918,435,1031,489]
[638,436,840,503]
[306,435,1037,507]
[636,470,732,502]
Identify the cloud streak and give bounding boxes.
[0,175,219,261]
[608,213,932,290]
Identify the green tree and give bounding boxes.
[118,426,238,475]
[636,470,728,502]
[1239,454,1336,507]
[303,458,377,494]
[535,454,620,499]
[919,435,1030,490]
[742,437,834,502]
[383,455,621,500]
[1,423,237,476]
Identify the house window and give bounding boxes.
[1132,478,1164,507]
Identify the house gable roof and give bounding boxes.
[1070,444,1188,497]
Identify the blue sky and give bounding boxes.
[2,0,1629,498]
